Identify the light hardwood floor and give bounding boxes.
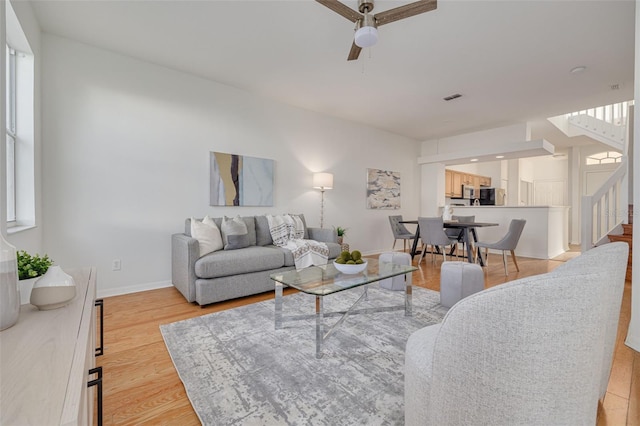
[95,252,639,425]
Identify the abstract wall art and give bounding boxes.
[210,152,274,206]
[366,168,401,209]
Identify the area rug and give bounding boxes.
[160,286,448,425]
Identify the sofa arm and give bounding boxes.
[307,227,338,243]
[171,233,199,303]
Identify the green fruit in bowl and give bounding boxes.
[335,258,346,264]
[346,260,356,265]
[355,259,364,264]
[351,250,362,261]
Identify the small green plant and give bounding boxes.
[335,226,347,237]
[17,250,53,280]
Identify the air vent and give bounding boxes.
[443,93,462,101]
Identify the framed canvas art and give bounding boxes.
[366,168,400,209]
[210,152,274,206]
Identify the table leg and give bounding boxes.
[470,228,486,266]
[315,296,324,359]
[405,274,412,317]
[409,225,421,258]
[275,282,283,329]
[464,228,474,263]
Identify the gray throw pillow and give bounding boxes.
[221,216,250,250]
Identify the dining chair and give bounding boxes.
[475,219,526,275]
[417,217,457,264]
[388,215,416,252]
[445,215,475,258]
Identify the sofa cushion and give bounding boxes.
[195,246,285,279]
[221,216,251,250]
[190,216,223,257]
[254,215,273,246]
[326,242,342,260]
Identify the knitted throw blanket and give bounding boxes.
[266,214,329,270]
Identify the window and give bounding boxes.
[585,151,623,166]
[6,46,16,223]
[5,1,35,232]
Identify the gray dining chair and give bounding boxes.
[417,217,457,264]
[389,215,416,252]
[475,219,526,275]
[445,215,475,258]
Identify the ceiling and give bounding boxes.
[27,0,636,146]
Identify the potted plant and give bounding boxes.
[18,251,53,280]
[17,251,53,305]
[335,226,347,245]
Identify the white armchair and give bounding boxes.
[405,242,629,425]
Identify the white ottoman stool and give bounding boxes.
[378,252,412,291]
[440,261,484,308]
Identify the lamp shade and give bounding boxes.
[313,172,334,190]
[354,26,378,48]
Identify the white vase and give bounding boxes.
[30,266,76,311]
[0,235,20,331]
[443,205,453,221]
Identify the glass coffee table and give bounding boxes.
[270,259,417,358]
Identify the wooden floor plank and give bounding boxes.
[95,252,637,424]
[629,351,640,426]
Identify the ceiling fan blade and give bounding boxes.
[374,0,437,26]
[316,0,362,23]
[347,41,362,61]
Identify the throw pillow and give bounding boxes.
[221,215,251,250]
[191,216,223,257]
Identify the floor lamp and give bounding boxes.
[313,172,333,228]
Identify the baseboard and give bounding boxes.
[625,335,640,353]
[97,280,173,299]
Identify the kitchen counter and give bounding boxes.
[446,206,569,259]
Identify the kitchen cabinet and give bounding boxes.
[445,170,454,197]
[451,172,464,197]
[479,176,492,187]
[445,169,492,197]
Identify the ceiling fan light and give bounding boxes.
[354,26,378,48]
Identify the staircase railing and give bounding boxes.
[566,101,633,151]
[568,101,633,127]
[581,156,628,252]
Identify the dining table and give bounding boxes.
[399,219,499,266]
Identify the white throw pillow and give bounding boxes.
[191,216,223,257]
[221,215,251,250]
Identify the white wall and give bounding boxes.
[41,35,420,297]
[420,123,529,156]
[1,2,5,235]
[625,0,639,352]
[527,155,569,206]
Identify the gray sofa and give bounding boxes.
[171,214,342,306]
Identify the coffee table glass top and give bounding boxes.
[270,258,417,296]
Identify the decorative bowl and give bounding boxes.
[333,260,368,274]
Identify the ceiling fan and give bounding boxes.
[316,0,437,61]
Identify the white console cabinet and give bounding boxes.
[0,267,99,425]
